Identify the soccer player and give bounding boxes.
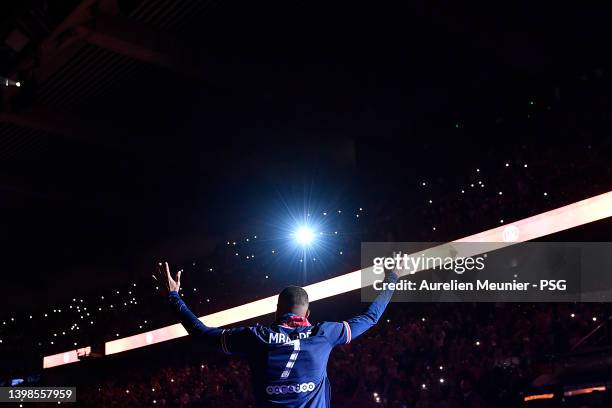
[156,262,398,407]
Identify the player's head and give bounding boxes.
[277,285,310,318]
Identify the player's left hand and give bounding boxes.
[154,261,181,296]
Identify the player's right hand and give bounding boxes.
[154,261,182,296]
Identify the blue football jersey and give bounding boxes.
[168,273,396,407]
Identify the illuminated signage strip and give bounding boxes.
[524,393,554,402]
[563,385,606,397]
[42,347,91,369]
[41,190,612,366]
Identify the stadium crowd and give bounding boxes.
[75,301,611,407]
[1,141,612,406]
[2,141,610,361]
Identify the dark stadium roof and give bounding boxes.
[1,0,612,309]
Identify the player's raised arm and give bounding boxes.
[155,262,222,342]
[330,269,399,346]
[155,262,251,354]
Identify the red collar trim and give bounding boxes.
[279,315,311,328]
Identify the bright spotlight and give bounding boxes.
[294,226,315,246]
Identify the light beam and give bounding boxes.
[42,190,612,367]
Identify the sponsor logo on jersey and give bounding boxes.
[265,382,316,395]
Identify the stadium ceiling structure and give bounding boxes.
[0,0,215,167]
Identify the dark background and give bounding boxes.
[1,0,612,310]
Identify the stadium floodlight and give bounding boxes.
[294,226,315,246]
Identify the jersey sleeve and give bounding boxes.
[219,327,256,355]
[168,291,254,354]
[323,321,352,347]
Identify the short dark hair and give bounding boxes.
[278,285,309,313]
